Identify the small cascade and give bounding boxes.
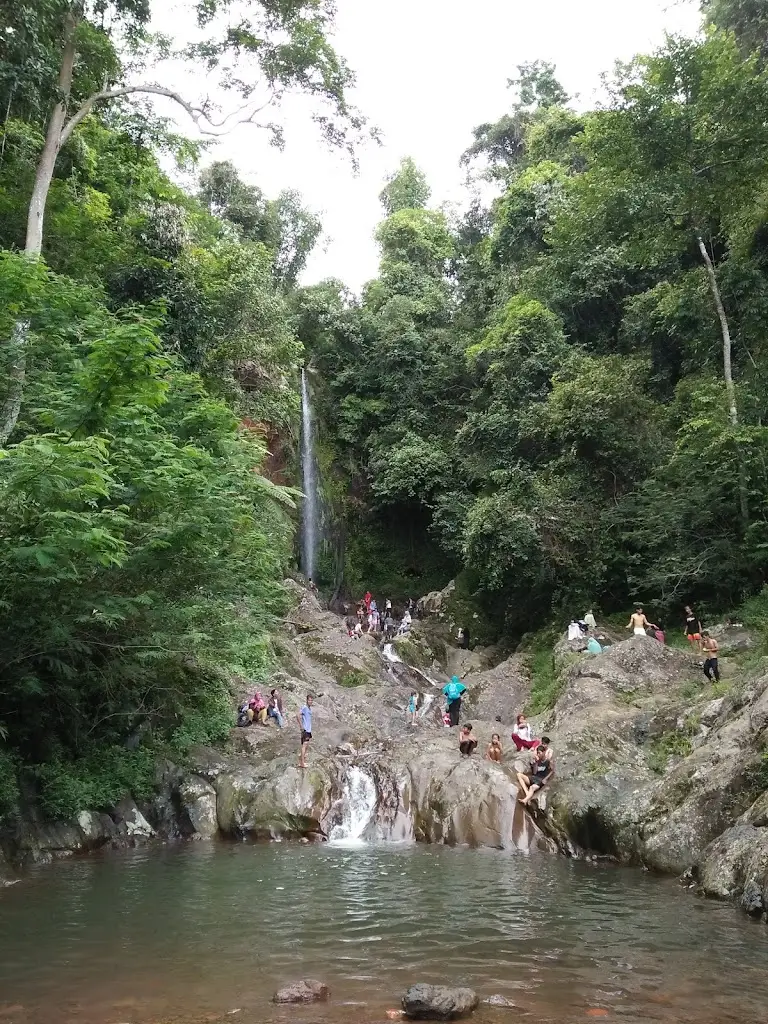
[382,643,402,664]
[328,767,377,845]
[299,367,318,580]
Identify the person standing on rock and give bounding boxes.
[408,691,419,726]
[584,608,597,633]
[627,605,650,636]
[297,694,314,769]
[442,676,467,727]
[684,605,703,652]
[701,631,720,683]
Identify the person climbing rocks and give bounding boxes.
[408,691,418,726]
[511,713,539,751]
[486,733,503,762]
[457,627,470,650]
[587,636,602,655]
[268,688,285,728]
[297,694,314,769]
[627,605,650,636]
[442,675,467,727]
[701,631,720,683]
[584,608,597,633]
[517,745,554,806]
[685,605,703,651]
[459,723,478,756]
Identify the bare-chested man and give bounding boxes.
[626,605,650,637]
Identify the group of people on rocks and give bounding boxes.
[237,688,286,729]
[451,711,555,808]
[345,592,416,640]
[571,602,722,685]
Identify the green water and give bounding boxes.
[1,842,767,1024]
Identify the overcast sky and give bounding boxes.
[152,0,702,292]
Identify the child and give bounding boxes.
[459,723,478,757]
[486,733,503,762]
[408,691,418,726]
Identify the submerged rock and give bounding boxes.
[402,984,479,1020]
[177,775,218,838]
[272,979,330,1003]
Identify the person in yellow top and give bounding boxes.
[701,631,720,683]
[626,605,650,636]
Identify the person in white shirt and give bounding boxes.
[511,713,539,751]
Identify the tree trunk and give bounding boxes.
[0,8,79,445]
[697,233,749,524]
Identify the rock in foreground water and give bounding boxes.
[272,979,330,1004]
[482,995,517,1008]
[402,984,479,1019]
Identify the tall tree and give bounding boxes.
[0,0,364,444]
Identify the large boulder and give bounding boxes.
[462,654,530,725]
[177,775,218,838]
[273,979,330,1003]
[401,737,551,853]
[697,823,768,917]
[402,984,478,1020]
[417,581,456,618]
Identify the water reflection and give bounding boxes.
[0,843,767,1024]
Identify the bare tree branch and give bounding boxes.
[60,84,277,145]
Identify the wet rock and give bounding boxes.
[111,797,155,838]
[177,775,218,838]
[696,823,768,916]
[272,979,330,1004]
[402,984,479,1020]
[482,995,517,1008]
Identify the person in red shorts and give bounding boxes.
[684,605,702,652]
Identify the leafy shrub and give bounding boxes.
[32,747,156,820]
[339,669,368,688]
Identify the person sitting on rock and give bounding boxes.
[459,723,478,756]
[511,713,539,751]
[397,610,412,636]
[267,688,285,729]
[247,691,268,725]
[486,733,503,762]
[517,745,554,806]
[627,605,650,637]
[567,618,582,641]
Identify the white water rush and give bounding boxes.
[300,367,318,581]
[328,767,377,845]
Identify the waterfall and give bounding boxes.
[328,767,377,845]
[300,367,318,580]
[382,643,402,664]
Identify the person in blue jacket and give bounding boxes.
[442,676,467,727]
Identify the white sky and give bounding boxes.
[151,0,702,293]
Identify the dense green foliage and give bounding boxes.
[0,1,359,819]
[302,18,768,636]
